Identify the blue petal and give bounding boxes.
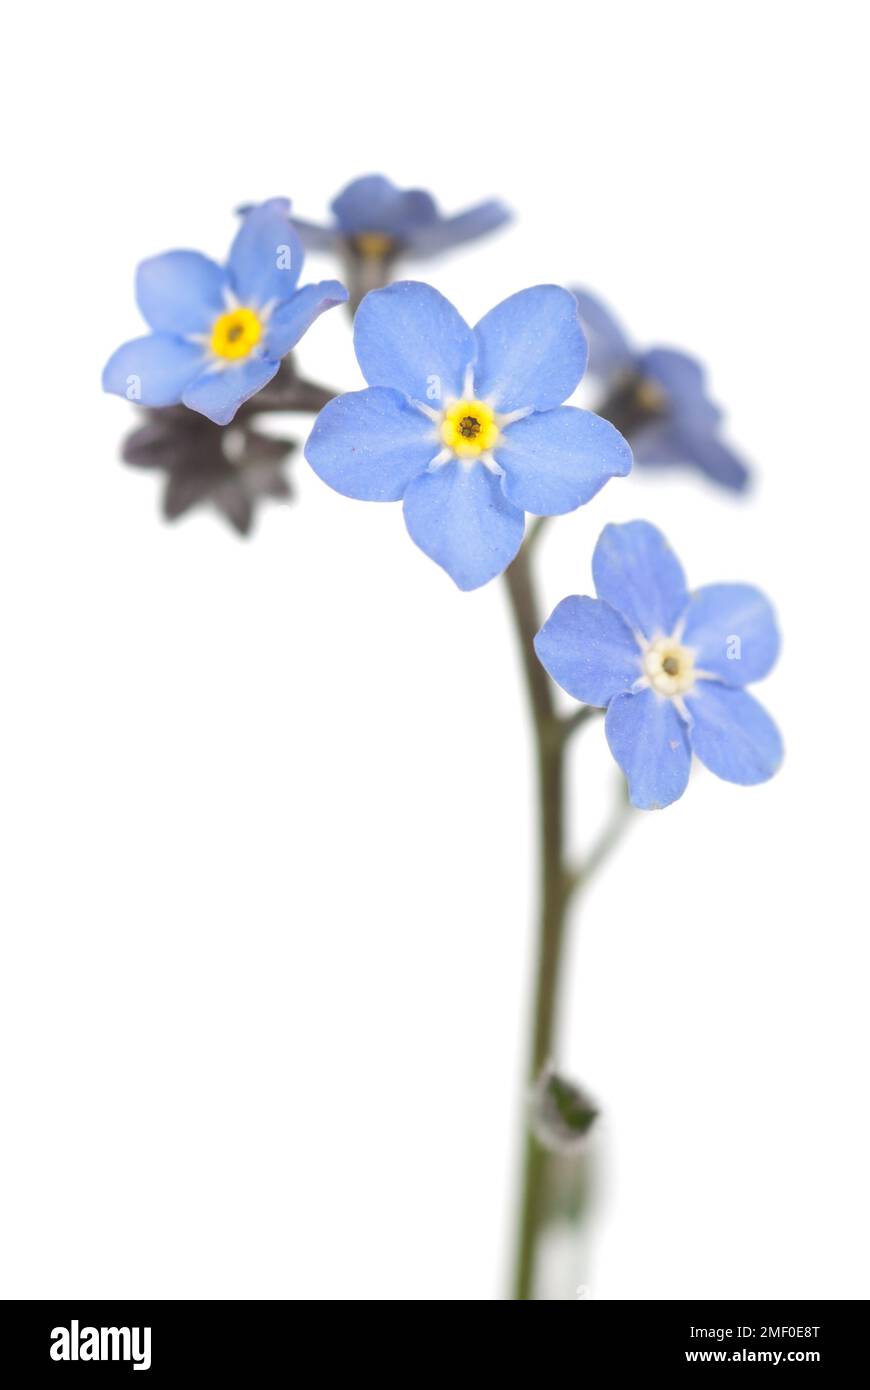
[408,200,512,256]
[571,289,636,378]
[495,407,631,515]
[181,356,280,426]
[534,597,641,706]
[472,286,588,413]
[102,334,204,407]
[642,348,720,428]
[605,688,692,810]
[631,421,748,491]
[677,430,751,492]
[265,280,348,358]
[135,250,227,336]
[682,584,780,685]
[289,217,341,252]
[227,198,302,307]
[305,388,437,501]
[631,419,751,492]
[353,281,475,405]
[402,461,524,590]
[331,175,438,236]
[685,682,783,785]
[593,521,689,640]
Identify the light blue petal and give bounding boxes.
[353,281,475,405]
[289,217,341,252]
[332,175,437,236]
[685,682,783,785]
[227,198,302,307]
[402,461,524,590]
[682,584,780,685]
[181,356,280,426]
[534,597,641,707]
[631,419,751,492]
[571,289,636,378]
[305,388,437,501]
[629,421,681,467]
[472,285,588,413]
[265,280,348,358]
[102,334,204,407]
[642,348,720,428]
[135,250,227,335]
[495,407,631,515]
[605,688,692,810]
[409,200,511,256]
[593,521,689,640]
[676,430,751,492]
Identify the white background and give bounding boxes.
[2,1,868,1300]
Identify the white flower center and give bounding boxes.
[642,636,696,696]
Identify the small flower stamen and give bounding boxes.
[210,307,263,362]
[440,399,500,459]
[351,232,395,259]
[643,637,696,697]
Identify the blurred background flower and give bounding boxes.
[291,174,511,310]
[122,408,295,535]
[573,289,751,492]
[121,357,334,534]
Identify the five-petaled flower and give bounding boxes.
[534,521,782,809]
[291,173,511,263]
[573,289,750,492]
[305,281,632,590]
[102,199,347,426]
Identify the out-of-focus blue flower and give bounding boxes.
[572,289,750,492]
[291,174,511,261]
[103,200,347,426]
[535,521,782,809]
[305,282,632,590]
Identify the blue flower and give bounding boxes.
[305,281,632,590]
[534,521,782,809]
[572,289,750,492]
[103,199,347,426]
[291,174,511,261]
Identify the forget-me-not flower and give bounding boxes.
[573,289,750,492]
[103,199,347,426]
[305,281,632,590]
[534,521,782,809]
[291,174,511,262]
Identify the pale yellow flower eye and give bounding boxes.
[643,638,696,696]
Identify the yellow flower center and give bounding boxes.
[643,637,696,696]
[635,377,668,412]
[440,400,500,459]
[352,232,395,259]
[210,307,263,361]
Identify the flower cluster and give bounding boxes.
[103,178,781,805]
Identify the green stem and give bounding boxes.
[503,537,574,1301]
[503,536,628,1301]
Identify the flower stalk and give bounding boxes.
[503,535,626,1301]
[503,535,577,1301]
